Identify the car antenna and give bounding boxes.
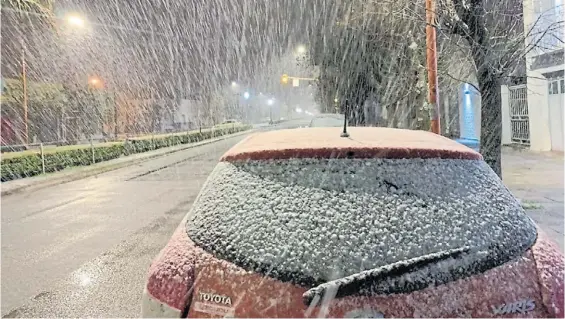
[340,103,349,138]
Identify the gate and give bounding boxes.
[508,85,530,145]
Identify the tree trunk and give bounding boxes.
[478,73,502,178]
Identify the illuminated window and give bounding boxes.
[461,83,477,140]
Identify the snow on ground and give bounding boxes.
[186,158,537,286]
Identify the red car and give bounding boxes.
[142,127,564,318]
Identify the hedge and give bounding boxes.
[1,125,252,182]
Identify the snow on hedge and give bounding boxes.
[186,158,536,286]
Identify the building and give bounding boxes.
[501,0,564,151]
[160,97,201,132]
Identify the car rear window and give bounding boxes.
[309,117,344,127]
[186,158,537,289]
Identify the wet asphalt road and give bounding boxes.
[1,134,250,318]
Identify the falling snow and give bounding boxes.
[2,0,563,317]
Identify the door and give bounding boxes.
[508,85,530,145]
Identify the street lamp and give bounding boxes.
[66,14,86,28]
[231,81,237,87]
[267,99,274,124]
[297,45,306,54]
[88,76,100,85]
[242,91,250,123]
[88,76,103,89]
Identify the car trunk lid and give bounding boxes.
[187,249,548,318]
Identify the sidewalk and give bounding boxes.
[502,147,564,251]
[1,130,254,196]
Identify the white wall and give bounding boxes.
[526,71,552,151]
[160,99,201,132]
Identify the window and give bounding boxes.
[561,79,564,94]
[309,116,344,127]
[187,158,536,291]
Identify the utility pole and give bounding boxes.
[425,0,441,134]
[21,40,29,145]
[114,91,118,139]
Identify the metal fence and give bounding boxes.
[508,84,530,145]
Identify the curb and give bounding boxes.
[1,130,254,197]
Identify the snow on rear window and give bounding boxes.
[186,158,536,286]
[310,117,343,127]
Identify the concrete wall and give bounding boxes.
[526,71,552,151]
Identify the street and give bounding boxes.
[1,125,563,317]
[502,148,564,250]
[1,134,249,317]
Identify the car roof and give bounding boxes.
[221,127,482,161]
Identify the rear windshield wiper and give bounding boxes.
[302,246,471,306]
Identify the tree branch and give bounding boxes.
[439,14,472,40]
[452,0,471,23]
[439,69,480,92]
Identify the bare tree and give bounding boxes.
[308,0,476,129]
[438,0,564,176]
[308,0,562,177]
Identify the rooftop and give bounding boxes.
[221,127,482,161]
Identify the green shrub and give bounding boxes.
[1,155,43,182]
[1,125,251,182]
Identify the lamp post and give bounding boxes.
[268,98,274,124]
[243,91,250,122]
[21,40,28,145]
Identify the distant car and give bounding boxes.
[221,119,238,124]
[309,113,344,128]
[142,127,564,318]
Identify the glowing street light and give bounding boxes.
[267,98,274,106]
[243,91,250,99]
[88,76,103,88]
[231,81,237,87]
[66,14,86,28]
[297,45,306,54]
